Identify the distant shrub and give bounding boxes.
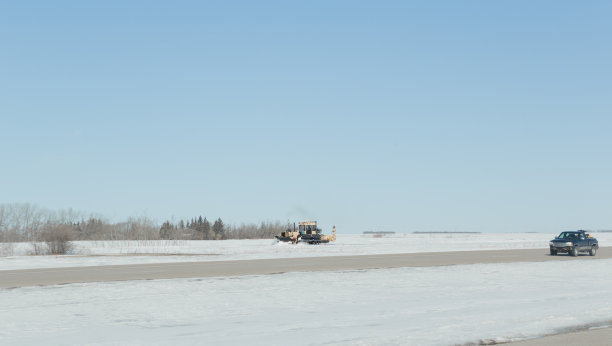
[40,225,75,255]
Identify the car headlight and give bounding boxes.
[549,242,554,246]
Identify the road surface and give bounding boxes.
[2,247,611,289]
[510,326,612,345]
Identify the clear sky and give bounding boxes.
[1,1,611,233]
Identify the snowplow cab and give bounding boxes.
[299,221,336,244]
[298,221,320,235]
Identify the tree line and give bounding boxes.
[159,217,288,240]
[0,203,288,244]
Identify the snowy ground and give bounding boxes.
[2,259,612,345]
[2,232,611,271]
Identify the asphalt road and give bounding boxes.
[2,247,611,289]
[510,326,612,346]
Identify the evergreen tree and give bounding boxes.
[196,215,204,239]
[212,218,225,240]
[202,217,211,240]
[159,221,173,239]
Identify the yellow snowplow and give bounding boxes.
[275,221,336,244]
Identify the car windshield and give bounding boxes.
[558,232,579,239]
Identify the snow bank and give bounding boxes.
[2,259,612,345]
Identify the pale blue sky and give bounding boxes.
[1,1,611,233]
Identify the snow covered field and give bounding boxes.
[2,259,612,345]
[2,232,611,271]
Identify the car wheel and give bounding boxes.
[571,247,579,257]
[550,249,557,256]
[590,247,597,256]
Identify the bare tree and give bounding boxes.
[40,224,75,255]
